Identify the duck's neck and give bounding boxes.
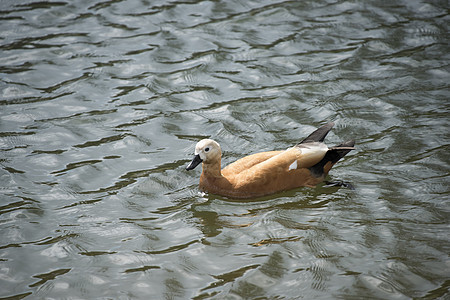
[202,161,222,178]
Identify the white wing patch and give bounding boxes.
[288,160,298,170]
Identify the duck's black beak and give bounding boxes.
[186,154,202,171]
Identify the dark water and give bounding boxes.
[1,0,449,299]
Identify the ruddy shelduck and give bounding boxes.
[186,122,355,199]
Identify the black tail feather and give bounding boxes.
[328,140,355,163]
[309,140,355,177]
[299,122,334,144]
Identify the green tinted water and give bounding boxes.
[0,0,449,299]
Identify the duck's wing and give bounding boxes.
[223,122,334,176]
[241,143,329,178]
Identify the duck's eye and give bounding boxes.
[204,147,210,152]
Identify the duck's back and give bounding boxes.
[222,150,282,176]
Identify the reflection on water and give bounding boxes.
[1,0,449,299]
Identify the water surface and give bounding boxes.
[0,0,449,299]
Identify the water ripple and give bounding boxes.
[0,0,448,299]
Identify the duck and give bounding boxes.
[186,122,355,199]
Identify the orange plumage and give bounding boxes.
[186,122,354,199]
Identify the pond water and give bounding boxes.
[1,0,449,299]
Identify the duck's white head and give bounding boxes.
[186,139,221,170]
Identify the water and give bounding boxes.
[1,0,449,299]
